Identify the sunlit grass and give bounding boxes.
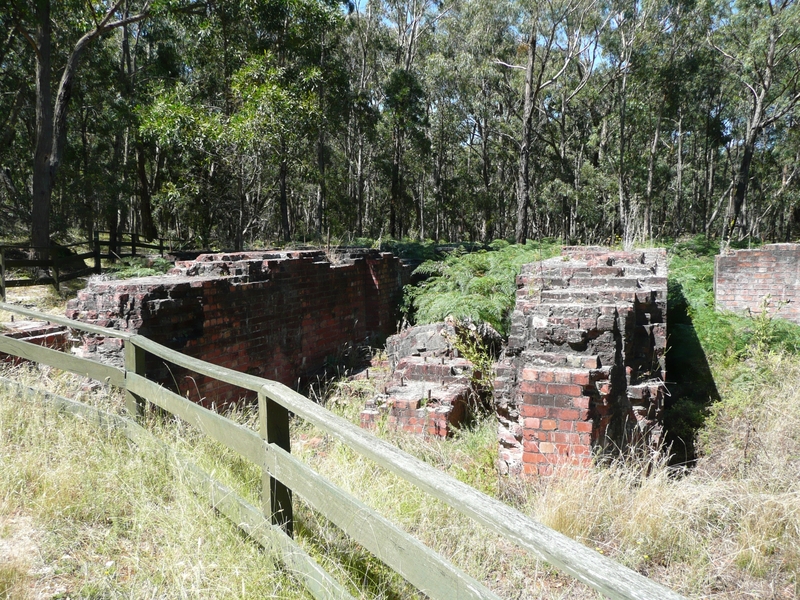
[2,238,799,598]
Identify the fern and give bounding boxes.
[404,240,561,337]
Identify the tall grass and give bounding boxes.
[302,348,800,598]
[3,238,800,598]
[0,366,305,599]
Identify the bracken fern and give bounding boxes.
[404,239,561,336]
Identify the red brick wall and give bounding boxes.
[66,250,410,406]
[715,244,800,324]
[494,247,668,476]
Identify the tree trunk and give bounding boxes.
[279,152,290,242]
[31,0,53,257]
[644,105,662,240]
[515,28,536,244]
[390,126,403,238]
[316,128,326,238]
[674,110,684,237]
[617,72,629,241]
[29,1,151,257]
[724,132,757,241]
[135,139,157,240]
[356,139,364,237]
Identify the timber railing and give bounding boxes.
[0,301,686,600]
[0,232,183,301]
[93,230,184,262]
[0,242,98,301]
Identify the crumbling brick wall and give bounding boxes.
[360,322,476,437]
[66,250,410,406]
[715,244,800,324]
[0,321,69,364]
[494,247,668,476]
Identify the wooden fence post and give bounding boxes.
[259,390,293,536]
[51,256,60,295]
[0,248,6,302]
[93,232,101,274]
[131,233,137,257]
[124,340,146,418]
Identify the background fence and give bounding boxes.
[0,232,183,301]
[0,301,686,600]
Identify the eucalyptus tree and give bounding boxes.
[375,0,444,238]
[709,0,800,244]
[138,0,345,247]
[497,0,601,243]
[7,0,151,256]
[430,0,517,241]
[338,2,383,237]
[0,2,33,239]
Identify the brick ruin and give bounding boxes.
[359,322,482,437]
[0,320,69,365]
[493,247,668,475]
[64,250,411,405]
[358,248,668,472]
[4,244,672,475]
[715,244,800,324]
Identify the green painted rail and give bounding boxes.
[0,300,687,600]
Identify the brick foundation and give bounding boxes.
[65,250,411,406]
[494,247,668,476]
[715,244,800,324]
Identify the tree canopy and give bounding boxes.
[2,0,800,250]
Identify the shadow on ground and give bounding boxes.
[663,280,720,467]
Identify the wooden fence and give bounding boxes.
[0,301,686,600]
[0,232,182,301]
[93,230,181,261]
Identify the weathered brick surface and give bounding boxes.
[65,250,411,406]
[496,247,668,476]
[360,353,474,438]
[715,244,800,324]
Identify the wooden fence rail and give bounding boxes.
[93,230,183,261]
[0,300,687,600]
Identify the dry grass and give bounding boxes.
[1,288,799,598]
[0,365,306,599]
[295,351,800,599]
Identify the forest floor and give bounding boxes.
[1,246,799,599]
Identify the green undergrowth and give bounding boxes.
[669,236,800,364]
[665,236,800,463]
[403,239,561,336]
[105,256,174,279]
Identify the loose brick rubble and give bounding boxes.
[715,243,800,324]
[65,249,411,406]
[494,247,668,476]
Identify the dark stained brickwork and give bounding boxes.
[66,250,411,406]
[494,247,668,476]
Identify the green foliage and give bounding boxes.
[665,236,800,464]
[403,240,561,337]
[105,257,173,279]
[669,237,800,363]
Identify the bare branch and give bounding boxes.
[492,59,525,70]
